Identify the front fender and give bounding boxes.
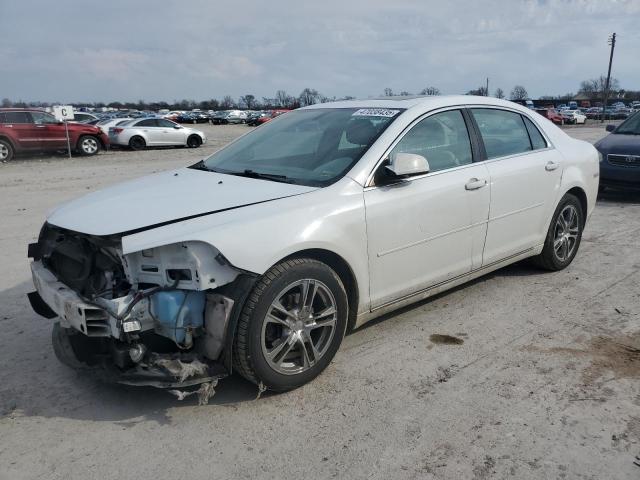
[121,177,370,313]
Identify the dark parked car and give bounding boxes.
[176,112,210,124]
[594,111,640,190]
[0,108,109,161]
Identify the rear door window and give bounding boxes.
[471,109,532,159]
[136,119,157,127]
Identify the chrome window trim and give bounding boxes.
[365,105,473,188]
[365,104,556,188]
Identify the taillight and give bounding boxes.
[113,128,124,134]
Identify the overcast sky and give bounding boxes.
[1,0,638,103]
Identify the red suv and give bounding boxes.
[0,109,109,161]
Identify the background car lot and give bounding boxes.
[1,123,639,479]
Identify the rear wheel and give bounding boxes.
[187,135,202,148]
[77,135,100,156]
[532,193,584,271]
[129,136,146,150]
[233,258,348,391]
[0,139,14,161]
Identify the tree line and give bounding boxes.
[3,77,639,111]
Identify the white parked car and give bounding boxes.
[109,117,206,149]
[27,96,599,396]
[561,110,587,125]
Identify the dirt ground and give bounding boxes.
[1,123,639,480]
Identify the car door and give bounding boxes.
[1,111,41,150]
[469,108,563,266]
[134,118,161,145]
[156,119,186,145]
[364,109,491,309]
[30,111,68,150]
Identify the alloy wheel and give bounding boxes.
[81,137,98,154]
[0,144,9,160]
[261,279,338,375]
[553,204,580,262]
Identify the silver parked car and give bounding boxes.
[109,117,206,150]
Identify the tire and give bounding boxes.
[233,258,348,391]
[532,193,584,271]
[187,135,202,148]
[0,139,14,161]
[129,136,146,150]
[77,135,100,156]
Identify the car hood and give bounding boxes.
[47,168,318,236]
[595,133,640,153]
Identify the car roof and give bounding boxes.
[299,95,530,112]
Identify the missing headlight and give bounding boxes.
[167,269,192,282]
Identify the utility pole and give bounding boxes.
[601,32,616,123]
[486,78,489,96]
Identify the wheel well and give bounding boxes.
[0,135,15,149]
[566,187,587,224]
[283,249,359,331]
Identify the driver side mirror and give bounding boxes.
[605,124,616,132]
[385,152,430,177]
[174,125,182,129]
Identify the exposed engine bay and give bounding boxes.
[28,223,253,401]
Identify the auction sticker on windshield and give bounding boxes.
[352,108,400,117]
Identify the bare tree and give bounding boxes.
[298,88,320,107]
[510,85,529,101]
[494,88,505,99]
[1,98,12,108]
[220,95,235,109]
[578,76,620,100]
[419,87,440,96]
[383,87,393,97]
[275,90,291,107]
[239,94,256,109]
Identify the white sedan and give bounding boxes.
[109,117,206,149]
[27,96,599,396]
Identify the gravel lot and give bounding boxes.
[1,123,639,480]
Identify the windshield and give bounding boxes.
[616,111,640,134]
[197,107,403,186]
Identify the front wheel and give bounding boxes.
[77,135,100,156]
[532,193,584,271]
[233,258,348,391]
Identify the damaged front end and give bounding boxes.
[28,223,254,401]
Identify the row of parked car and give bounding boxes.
[165,109,290,125]
[0,106,297,161]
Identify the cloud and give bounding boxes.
[1,0,638,102]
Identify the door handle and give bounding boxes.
[465,178,487,190]
[545,161,559,171]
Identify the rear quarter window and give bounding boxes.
[0,112,31,123]
[522,116,548,150]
